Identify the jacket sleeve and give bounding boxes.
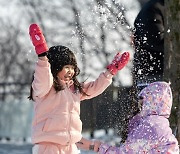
[98,144,122,154]
[32,58,53,99]
[80,72,113,101]
[98,139,155,154]
[98,117,152,154]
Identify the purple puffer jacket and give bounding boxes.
[98,82,179,154]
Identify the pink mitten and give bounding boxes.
[29,23,49,55]
[107,52,130,75]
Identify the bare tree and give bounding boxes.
[164,0,180,144]
[22,0,138,84]
[0,14,33,101]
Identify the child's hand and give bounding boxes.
[94,140,102,152]
[76,140,90,151]
[76,137,101,152]
[107,52,130,75]
[29,23,49,56]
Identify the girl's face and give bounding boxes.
[57,65,75,83]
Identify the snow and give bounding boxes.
[0,129,121,154]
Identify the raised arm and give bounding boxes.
[81,52,130,100]
[29,24,53,98]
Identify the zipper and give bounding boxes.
[66,87,73,145]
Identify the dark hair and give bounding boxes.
[28,76,34,100]
[28,45,88,100]
[47,46,79,78]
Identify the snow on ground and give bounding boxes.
[0,129,121,154]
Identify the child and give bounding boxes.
[28,23,130,154]
[77,82,179,153]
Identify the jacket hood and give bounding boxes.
[138,81,172,118]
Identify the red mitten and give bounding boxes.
[107,52,130,75]
[29,23,49,55]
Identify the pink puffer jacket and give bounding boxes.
[31,59,113,146]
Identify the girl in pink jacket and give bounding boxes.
[28,23,130,154]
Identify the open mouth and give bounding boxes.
[64,75,72,80]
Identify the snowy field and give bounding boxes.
[0,144,96,154]
[0,129,121,154]
[0,143,94,154]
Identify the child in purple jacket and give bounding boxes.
[77,81,179,153]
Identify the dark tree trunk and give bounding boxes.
[164,0,180,144]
